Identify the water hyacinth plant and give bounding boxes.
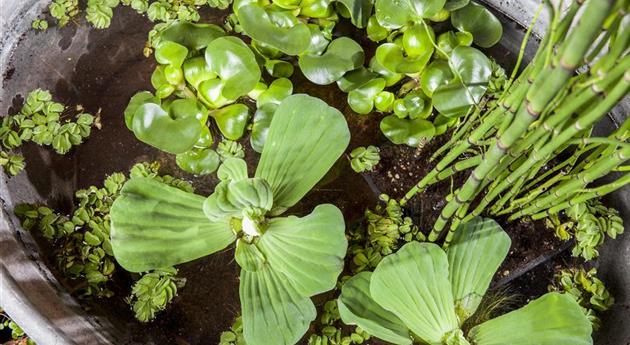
[110,94,350,345]
[338,217,593,345]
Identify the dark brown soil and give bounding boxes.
[0,4,581,345]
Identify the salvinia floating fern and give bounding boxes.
[126,267,186,322]
[110,94,350,345]
[548,266,614,331]
[338,217,593,345]
[545,199,624,260]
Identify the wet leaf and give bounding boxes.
[299,37,365,85]
[205,36,261,100]
[176,148,221,175]
[211,104,251,140]
[380,116,435,147]
[375,0,446,29]
[451,1,502,48]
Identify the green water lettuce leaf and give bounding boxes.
[375,0,446,29]
[237,4,312,55]
[370,242,459,344]
[451,2,502,48]
[348,78,386,114]
[131,100,204,154]
[159,21,226,51]
[256,204,346,296]
[433,46,492,118]
[380,116,435,147]
[235,238,266,272]
[176,148,221,175]
[240,265,316,345]
[110,177,236,272]
[211,103,251,140]
[255,94,350,214]
[205,37,261,100]
[468,293,593,345]
[447,217,511,323]
[203,178,274,222]
[338,272,412,345]
[217,157,249,182]
[299,37,365,85]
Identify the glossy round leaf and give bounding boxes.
[433,46,492,118]
[205,36,261,100]
[160,21,226,50]
[421,60,454,97]
[299,37,365,85]
[155,41,188,68]
[451,1,503,48]
[176,148,221,175]
[375,0,446,29]
[183,56,217,90]
[124,91,159,130]
[337,67,380,92]
[211,103,251,140]
[348,78,386,114]
[380,115,436,147]
[335,0,374,28]
[131,102,202,154]
[250,103,276,153]
[444,0,469,11]
[237,4,312,55]
[375,42,431,75]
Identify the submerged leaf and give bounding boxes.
[255,94,350,214]
[338,272,412,345]
[110,178,236,272]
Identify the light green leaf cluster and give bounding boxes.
[86,0,120,29]
[127,267,186,322]
[31,18,49,30]
[49,0,80,27]
[350,145,380,173]
[14,161,192,299]
[208,0,232,10]
[0,89,96,176]
[546,199,624,260]
[347,195,424,274]
[339,218,593,345]
[111,94,351,345]
[217,139,245,161]
[548,267,614,331]
[307,299,372,345]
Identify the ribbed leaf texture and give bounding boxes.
[203,178,274,221]
[255,94,350,214]
[338,272,412,345]
[447,217,511,323]
[110,177,235,272]
[370,242,459,344]
[468,292,593,345]
[217,158,249,182]
[257,204,347,296]
[239,204,347,345]
[240,265,316,345]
